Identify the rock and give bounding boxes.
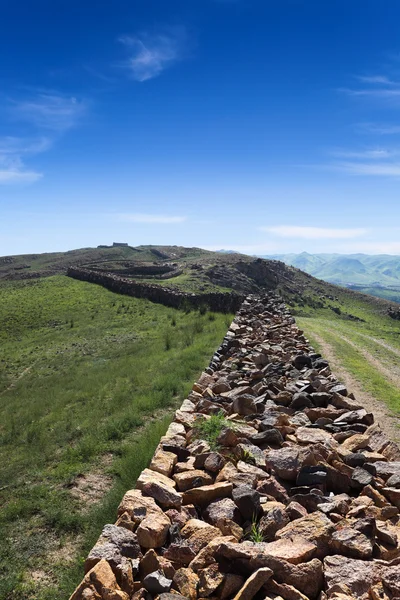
[323,555,383,599]
[188,536,236,572]
[232,485,261,521]
[341,434,370,452]
[204,498,242,527]
[69,559,129,600]
[259,507,289,541]
[293,355,312,370]
[198,563,225,597]
[215,541,323,599]
[295,427,334,445]
[174,470,214,492]
[143,570,172,595]
[232,394,257,416]
[256,476,290,503]
[250,428,284,446]
[136,468,177,490]
[150,450,178,478]
[218,574,245,599]
[85,524,142,573]
[204,453,226,473]
[351,467,373,489]
[182,482,233,506]
[117,490,171,548]
[290,392,313,409]
[382,564,400,597]
[286,501,308,520]
[262,536,317,564]
[276,513,334,559]
[181,519,219,539]
[142,481,182,509]
[137,511,172,549]
[232,567,273,600]
[265,447,303,481]
[296,465,327,487]
[330,384,347,397]
[382,486,400,508]
[180,518,226,550]
[330,527,373,559]
[173,568,199,600]
[163,543,197,567]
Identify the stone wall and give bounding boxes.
[67,267,244,313]
[69,293,400,600]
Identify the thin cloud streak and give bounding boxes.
[116,213,187,224]
[340,87,400,98]
[10,93,86,131]
[357,123,400,135]
[0,169,42,184]
[118,29,186,82]
[259,226,369,239]
[330,148,392,159]
[334,161,400,176]
[356,75,396,85]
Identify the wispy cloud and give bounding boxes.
[357,122,400,135]
[331,148,392,159]
[259,226,368,239]
[333,161,400,176]
[10,92,86,131]
[356,75,396,85]
[118,28,187,82]
[116,213,187,224]
[340,87,400,98]
[0,168,42,184]
[0,91,86,184]
[0,136,48,185]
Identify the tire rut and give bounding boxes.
[306,329,400,443]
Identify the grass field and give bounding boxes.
[294,289,400,423]
[0,275,233,600]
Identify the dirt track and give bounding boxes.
[309,330,400,444]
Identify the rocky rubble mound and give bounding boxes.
[69,293,400,600]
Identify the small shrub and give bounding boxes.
[192,411,230,450]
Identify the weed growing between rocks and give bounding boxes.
[192,412,231,450]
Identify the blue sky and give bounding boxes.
[2,0,400,256]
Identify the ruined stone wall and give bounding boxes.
[67,267,243,313]
[69,293,400,600]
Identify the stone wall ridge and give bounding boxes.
[69,291,400,600]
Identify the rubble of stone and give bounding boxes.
[69,293,400,600]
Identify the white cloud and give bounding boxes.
[259,226,369,239]
[331,148,392,159]
[333,161,400,176]
[0,169,42,184]
[116,213,187,224]
[340,87,400,98]
[118,29,186,81]
[357,75,396,85]
[10,93,86,131]
[0,136,48,185]
[357,123,400,135]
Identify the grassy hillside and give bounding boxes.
[0,275,232,600]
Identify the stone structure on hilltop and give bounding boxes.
[69,293,400,600]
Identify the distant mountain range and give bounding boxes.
[260,252,400,302]
[263,252,400,285]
